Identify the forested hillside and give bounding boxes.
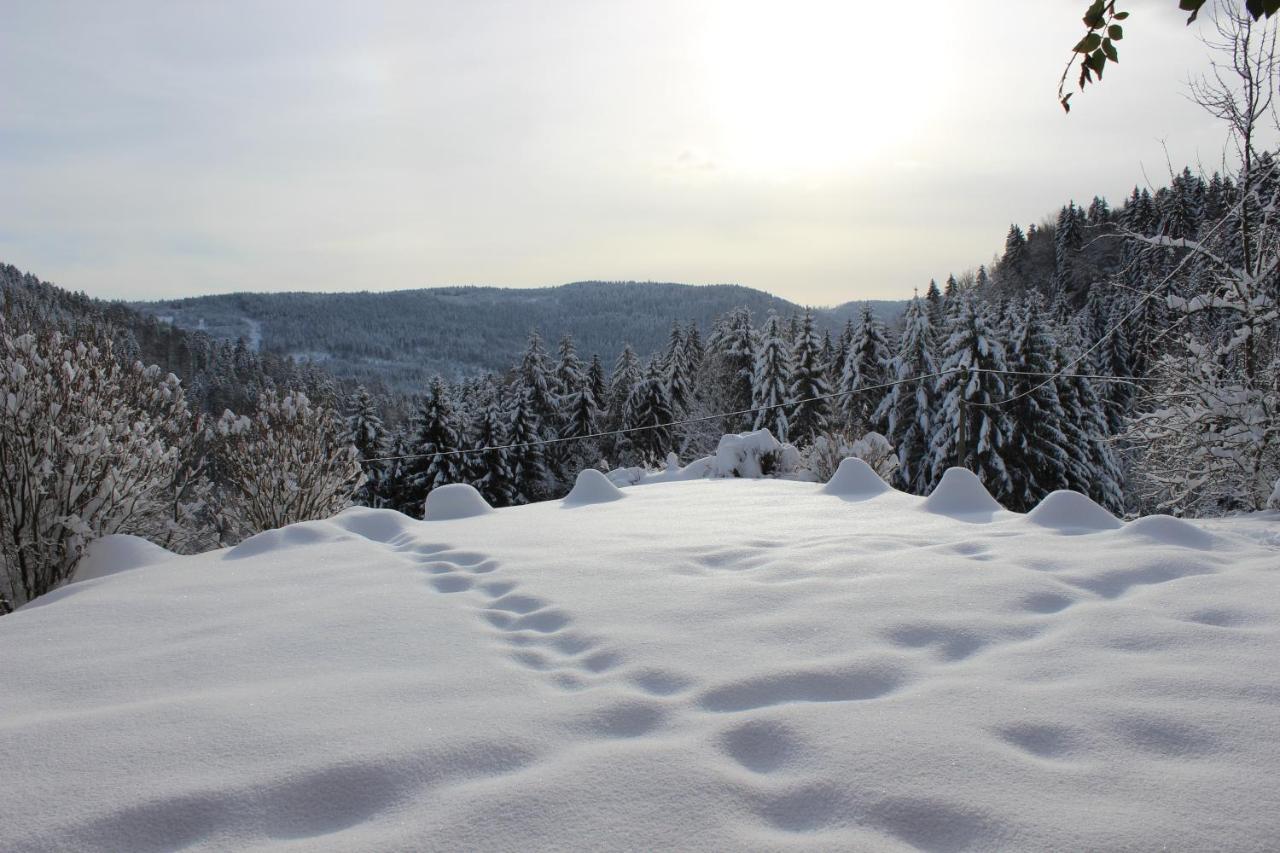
[130,282,905,390]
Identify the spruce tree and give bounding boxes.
[468,393,517,508]
[838,304,892,436]
[1003,297,1072,511]
[507,387,550,504]
[876,297,937,494]
[751,312,793,442]
[787,310,831,445]
[706,307,756,431]
[586,354,608,412]
[607,344,642,430]
[621,358,674,466]
[925,279,944,328]
[663,321,692,416]
[400,376,466,516]
[517,329,559,435]
[345,385,387,507]
[927,293,1015,502]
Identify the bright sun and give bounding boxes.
[699,1,954,178]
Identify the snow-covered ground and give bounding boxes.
[3,468,1279,851]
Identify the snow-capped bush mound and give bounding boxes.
[330,506,418,543]
[423,483,493,521]
[921,467,1004,518]
[1026,490,1123,533]
[224,520,345,560]
[1121,514,1217,550]
[706,429,804,479]
[74,535,175,582]
[822,457,891,499]
[564,469,626,506]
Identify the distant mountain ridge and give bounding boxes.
[132,281,906,392]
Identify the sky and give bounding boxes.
[0,0,1248,304]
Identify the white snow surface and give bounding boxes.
[564,468,626,505]
[423,482,494,520]
[3,480,1280,851]
[72,534,175,581]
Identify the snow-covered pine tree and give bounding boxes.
[467,392,517,508]
[606,344,643,461]
[553,334,585,401]
[517,329,559,437]
[705,307,756,432]
[345,385,387,507]
[507,386,550,504]
[683,321,705,370]
[1002,297,1071,511]
[999,226,1028,294]
[216,388,363,539]
[1053,202,1084,299]
[875,296,938,494]
[586,354,608,412]
[927,293,1015,501]
[620,357,675,466]
[787,310,830,445]
[663,321,692,417]
[1054,329,1125,513]
[751,312,793,442]
[398,376,466,516]
[925,279,944,328]
[838,304,892,436]
[829,319,853,391]
[559,372,603,474]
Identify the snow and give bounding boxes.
[821,457,891,499]
[1025,490,1122,533]
[423,482,494,520]
[920,466,1008,520]
[3,479,1280,851]
[564,468,626,506]
[73,534,175,581]
[1120,514,1218,551]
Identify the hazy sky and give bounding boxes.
[0,1,1245,304]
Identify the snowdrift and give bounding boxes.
[3,479,1279,851]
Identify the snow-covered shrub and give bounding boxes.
[0,325,194,612]
[215,389,363,540]
[803,430,899,484]
[1269,477,1280,511]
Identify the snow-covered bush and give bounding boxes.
[214,389,363,540]
[803,430,899,483]
[607,429,806,485]
[0,325,194,612]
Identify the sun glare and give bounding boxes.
[700,1,953,178]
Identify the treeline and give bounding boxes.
[350,161,1278,522]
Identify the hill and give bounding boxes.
[131,282,906,391]
[3,474,1278,850]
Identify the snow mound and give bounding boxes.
[74,535,174,581]
[564,469,625,506]
[1026,490,1122,533]
[822,457,891,499]
[329,506,418,543]
[225,520,344,560]
[424,483,493,521]
[921,467,1004,518]
[1121,514,1217,550]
